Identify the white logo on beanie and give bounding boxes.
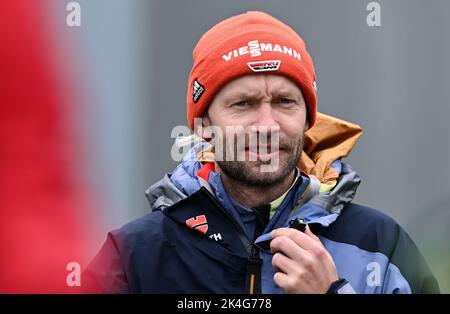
[222,40,301,62]
[192,79,205,103]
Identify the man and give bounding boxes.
[84,11,439,294]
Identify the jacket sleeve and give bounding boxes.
[384,225,440,294]
[82,232,130,294]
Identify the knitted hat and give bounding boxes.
[186,11,317,130]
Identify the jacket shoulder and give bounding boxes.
[110,210,173,249]
[323,202,401,256]
[323,202,440,293]
[83,210,176,293]
[113,210,165,235]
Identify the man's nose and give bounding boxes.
[254,102,279,129]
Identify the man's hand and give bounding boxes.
[270,226,338,294]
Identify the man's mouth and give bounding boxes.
[244,146,283,161]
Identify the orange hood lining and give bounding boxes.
[300,112,362,184]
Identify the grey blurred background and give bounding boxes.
[58,0,450,292]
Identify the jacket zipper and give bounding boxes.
[199,187,263,294]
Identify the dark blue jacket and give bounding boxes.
[84,144,439,294]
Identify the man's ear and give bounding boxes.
[203,112,211,127]
[195,111,212,139]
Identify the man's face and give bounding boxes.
[203,74,308,186]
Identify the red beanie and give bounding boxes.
[186,11,317,130]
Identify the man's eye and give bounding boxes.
[277,98,296,105]
[232,100,249,107]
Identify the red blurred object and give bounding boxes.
[0,1,95,292]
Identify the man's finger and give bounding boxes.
[270,235,308,261]
[273,271,290,291]
[271,227,317,250]
[271,252,298,275]
[304,225,321,243]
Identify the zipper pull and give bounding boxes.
[289,216,307,232]
[245,245,263,294]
